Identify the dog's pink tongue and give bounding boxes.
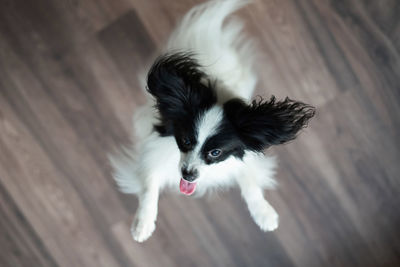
[179,178,197,196]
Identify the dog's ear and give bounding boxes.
[224,96,315,151]
[147,53,216,121]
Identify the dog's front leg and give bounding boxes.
[237,177,279,232]
[131,180,159,242]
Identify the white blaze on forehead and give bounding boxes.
[180,106,223,171]
[196,106,224,148]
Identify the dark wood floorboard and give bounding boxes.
[0,0,399,266]
[0,179,58,267]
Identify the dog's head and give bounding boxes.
[147,53,315,195]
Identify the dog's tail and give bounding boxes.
[166,0,257,100]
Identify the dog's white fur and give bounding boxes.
[109,0,279,242]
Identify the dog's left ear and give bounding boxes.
[224,96,315,152]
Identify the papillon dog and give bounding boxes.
[109,0,315,242]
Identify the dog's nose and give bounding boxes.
[181,167,198,182]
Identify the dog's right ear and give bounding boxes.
[147,53,216,123]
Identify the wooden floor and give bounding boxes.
[1,0,399,266]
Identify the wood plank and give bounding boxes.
[98,9,156,97]
[0,180,58,267]
[0,37,130,267]
[0,0,131,55]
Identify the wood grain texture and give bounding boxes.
[0,0,399,266]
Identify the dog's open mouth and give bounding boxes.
[179,178,197,195]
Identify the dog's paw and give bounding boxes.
[131,218,156,242]
[252,205,279,232]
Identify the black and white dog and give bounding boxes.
[110,0,315,242]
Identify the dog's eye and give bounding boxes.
[182,137,191,146]
[208,149,222,158]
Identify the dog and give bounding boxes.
[109,0,315,242]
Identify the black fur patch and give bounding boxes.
[146,52,217,142]
[200,120,246,164]
[224,96,315,152]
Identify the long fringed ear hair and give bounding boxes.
[224,96,315,152]
[146,52,217,135]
